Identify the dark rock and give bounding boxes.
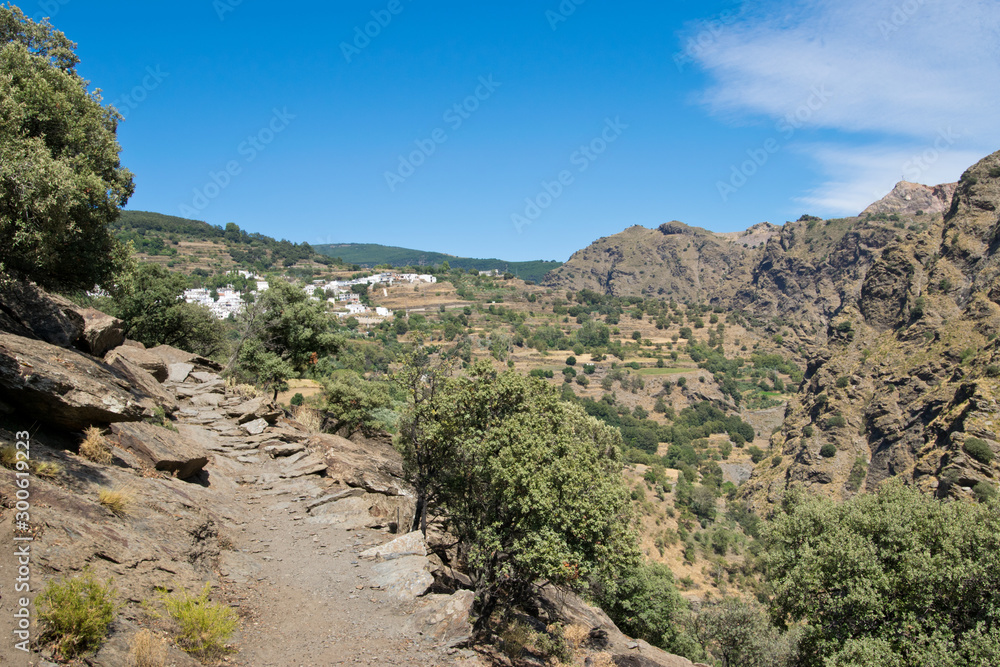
[104,345,169,382]
[76,308,125,357]
[105,354,178,417]
[110,422,210,480]
[0,281,84,347]
[0,333,147,428]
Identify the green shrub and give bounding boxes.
[825,414,846,429]
[37,572,119,657]
[771,455,783,467]
[749,446,766,463]
[290,392,305,406]
[802,425,814,437]
[846,457,868,492]
[565,356,576,366]
[964,437,995,464]
[836,376,850,389]
[973,481,997,503]
[820,444,837,458]
[159,583,237,658]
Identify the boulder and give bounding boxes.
[317,433,413,497]
[76,308,125,357]
[0,333,147,428]
[167,363,195,383]
[190,393,223,408]
[0,281,84,347]
[189,371,221,383]
[537,587,695,667]
[360,531,427,561]
[110,422,210,480]
[264,442,306,458]
[104,346,169,382]
[408,590,475,648]
[105,355,178,417]
[241,418,269,436]
[369,555,434,600]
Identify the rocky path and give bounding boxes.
[167,369,479,667]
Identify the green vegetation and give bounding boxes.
[158,583,237,659]
[0,7,134,293]
[964,437,995,464]
[312,242,562,283]
[37,571,119,658]
[765,482,1000,666]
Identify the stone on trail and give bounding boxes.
[280,452,327,478]
[369,555,434,600]
[360,531,427,561]
[408,590,475,648]
[111,422,210,480]
[104,345,169,382]
[264,442,306,458]
[241,418,269,435]
[167,362,195,383]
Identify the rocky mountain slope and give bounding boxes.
[544,151,1000,508]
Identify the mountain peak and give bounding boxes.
[861,180,957,217]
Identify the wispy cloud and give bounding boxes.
[686,0,1000,213]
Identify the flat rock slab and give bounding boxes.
[0,333,148,429]
[360,531,427,561]
[280,453,327,478]
[167,362,195,383]
[241,418,269,435]
[111,422,210,480]
[305,487,365,512]
[105,356,178,417]
[104,345,168,382]
[265,442,306,458]
[191,393,223,407]
[315,433,412,497]
[370,555,434,600]
[189,371,221,383]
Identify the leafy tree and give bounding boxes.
[321,372,393,437]
[0,7,134,292]
[765,482,1000,667]
[400,363,640,630]
[595,562,701,659]
[232,338,293,398]
[111,264,226,356]
[694,598,797,667]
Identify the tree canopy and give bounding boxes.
[0,6,134,292]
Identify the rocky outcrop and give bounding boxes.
[861,181,957,217]
[0,281,85,347]
[105,345,169,382]
[110,421,210,480]
[319,433,413,497]
[0,333,151,428]
[77,308,125,357]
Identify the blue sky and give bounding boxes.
[28,0,1000,262]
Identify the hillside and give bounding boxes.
[544,157,1000,510]
[314,242,562,283]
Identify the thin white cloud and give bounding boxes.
[794,144,988,215]
[690,0,1000,140]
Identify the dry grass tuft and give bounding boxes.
[99,486,134,516]
[563,623,590,649]
[33,460,63,478]
[80,427,113,464]
[129,629,167,667]
[589,652,616,667]
[226,378,262,399]
[291,405,323,433]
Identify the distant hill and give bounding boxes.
[313,242,562,283]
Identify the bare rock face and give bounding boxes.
[360,531,427,560]
[537,587,695,667]
[104,354,178,416]
[76,308,125,357]
[0,281,85,346]
[104,345,169,382]
[861,180,957,217]
[318,433,413,497]
[110,421,210,480]
[0,333,149,428]
[146,344,223,372]
[408,590,475,648]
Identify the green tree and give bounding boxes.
[402,363,640,630]
[765,482,1000,667]
[0,7,134,292]
[694,597,796,667]
[321,372,393,437]
[112,264,226,356]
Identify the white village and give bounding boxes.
[182,270,438,322]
